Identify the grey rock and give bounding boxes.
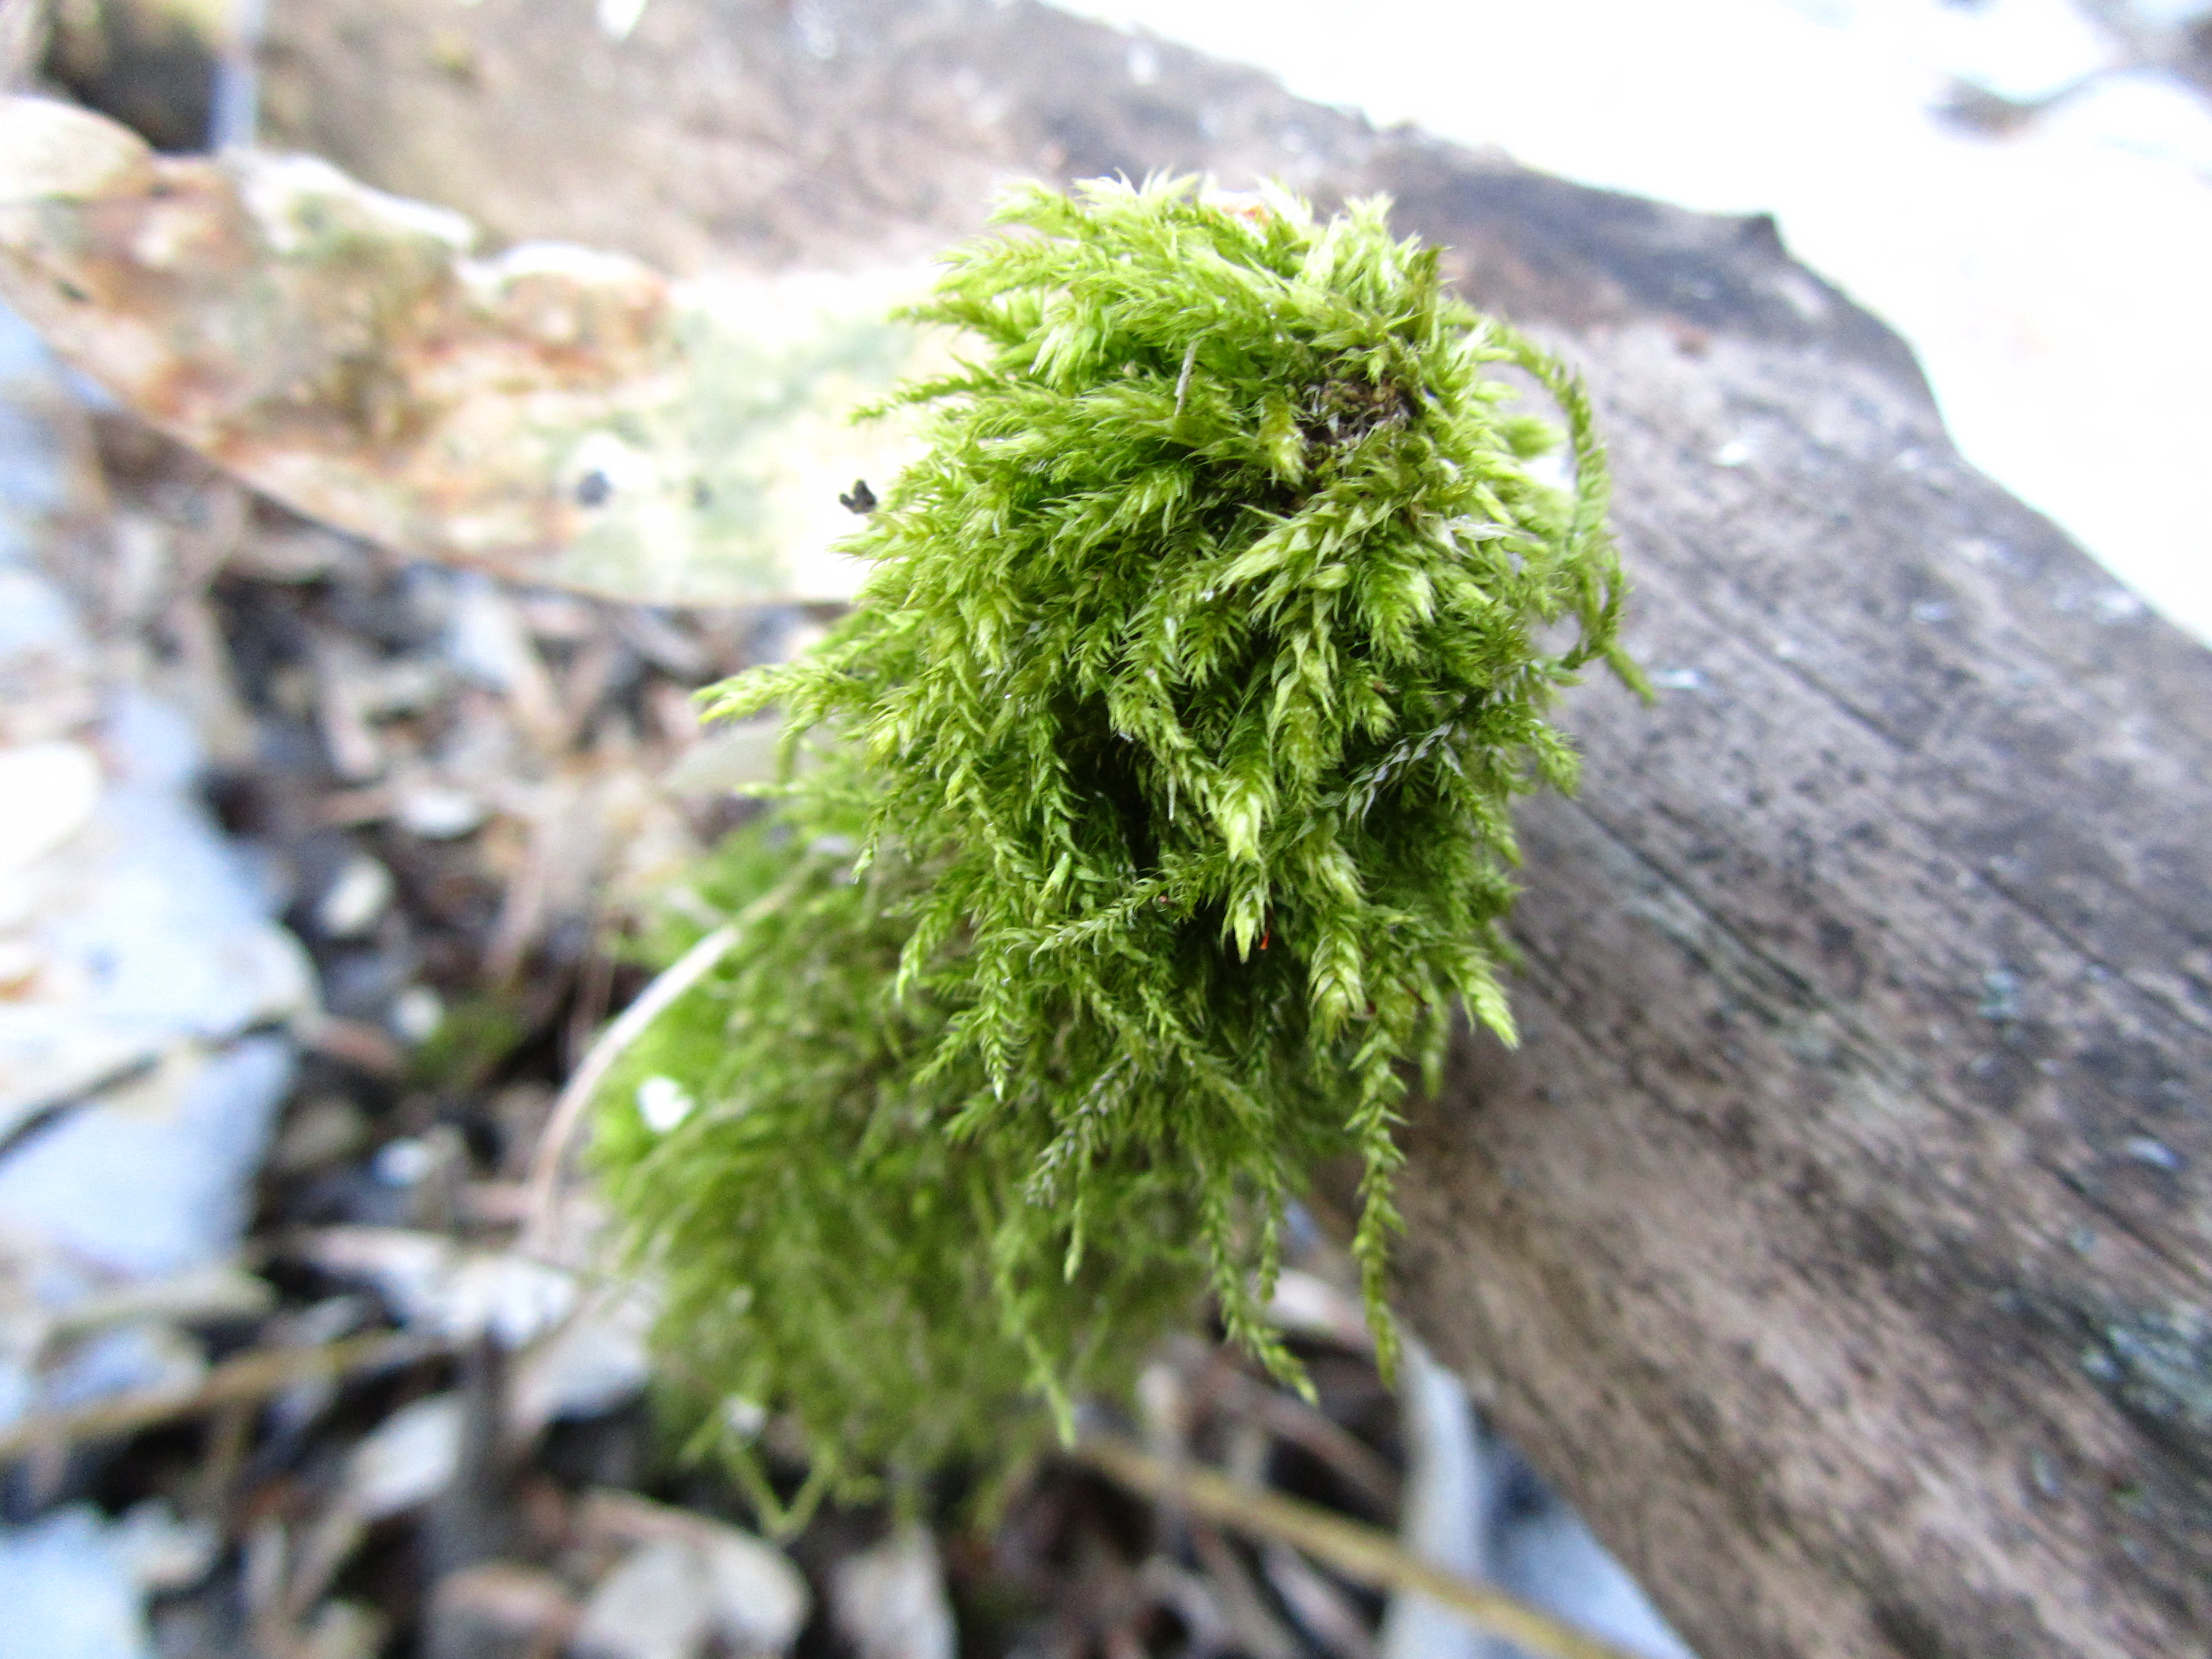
[346,1392,466,1521]
[0,1506,157,1659]
[507,1288,653,1437]
[294,1226,578,1348]
[0,692,314,1136]
[695,1522,811,1656]
[832,1527,954,1659]
[0,1035,292,1281]
[572,1538,716,1659]
[570,1497,809,1659]
[0,304,307,1471]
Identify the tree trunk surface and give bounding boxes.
[188,1,2212,1652]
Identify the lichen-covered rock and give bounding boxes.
[0,96,930,604]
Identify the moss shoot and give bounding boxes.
[594,177,1638,1509]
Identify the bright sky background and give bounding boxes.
[1048,0,2212,643]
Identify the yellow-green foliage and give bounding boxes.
[595,178,1636,1506]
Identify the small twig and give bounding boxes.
[0,1330,438,1464]
[521,860,822,1258]
[560,899,620,1076]
[1190,1521,1302,1659]
[300,1013,409,1077]
[520,920,740,1257]
[1174,339,1200,418]
[1073,1433,1644,1659]
[197,1398,256,1519]
[482,815,552,989]
[1191,1353,1401,1514]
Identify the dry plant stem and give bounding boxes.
[0,1330,440,1464]
[1193,1353,1401,1513]
[1074,1434,1643,1659]
[520,918,742,1256]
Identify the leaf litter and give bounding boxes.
[0,154,1659,1659]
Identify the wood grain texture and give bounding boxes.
[230,1,2212,1649]
[1360,151,2212,1659]
[1384,320,2212,1658]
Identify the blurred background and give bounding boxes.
[1059,0,2212,643]
[1,3,2205,1658]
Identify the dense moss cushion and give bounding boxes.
[595,177,1636,1505]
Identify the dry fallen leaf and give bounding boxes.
[0,96,937,603]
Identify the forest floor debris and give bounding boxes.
[0,293,1679,1659]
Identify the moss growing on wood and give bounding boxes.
[595,177,1637,1506]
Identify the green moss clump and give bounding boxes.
[595,177,1637,1507]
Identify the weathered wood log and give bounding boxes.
[79,1,2212,1651]
[1372,178,2212,1659]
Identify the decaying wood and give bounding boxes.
[0,96,928,602]
[34,1,2212,1653]
[1360,127,2212,1659]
